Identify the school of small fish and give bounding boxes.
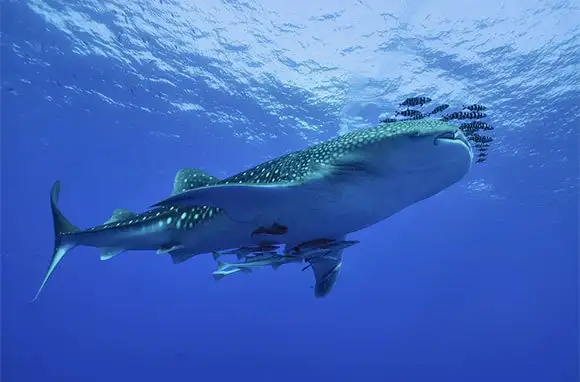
[380,96,494,163]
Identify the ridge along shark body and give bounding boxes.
[34,119,473,301]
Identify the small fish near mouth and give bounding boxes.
[387,97,494,164]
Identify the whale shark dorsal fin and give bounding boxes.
[309,236,346,298]
[172,168,219,195]
[104,209,136,225]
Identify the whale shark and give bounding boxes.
[34,119,473,301]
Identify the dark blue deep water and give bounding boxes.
[1,1,578,381]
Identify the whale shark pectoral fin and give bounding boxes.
[309,236,347,298]
[311,257,343,298]
[151,183,298,221]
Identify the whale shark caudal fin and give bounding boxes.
[32,181,80,302]
[309,237,347,298]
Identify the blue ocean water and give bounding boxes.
[1,0,578,381]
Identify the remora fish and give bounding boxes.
[212,267,252,281]
[215,244,280,260]
[36,119,473,300]
[287,239,359,260]
[215,254,302,272]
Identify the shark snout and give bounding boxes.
[435,130,472,155]
[434,130,460,145]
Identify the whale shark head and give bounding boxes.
[382,120,472,169]
[367,119,473,205]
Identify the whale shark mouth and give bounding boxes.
[435,130,460,144]
[432,130,474,167]
[435,130,471,150]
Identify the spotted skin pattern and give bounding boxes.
[61,119,459,238]
[61,169,224,237]
[219,119,455,185]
